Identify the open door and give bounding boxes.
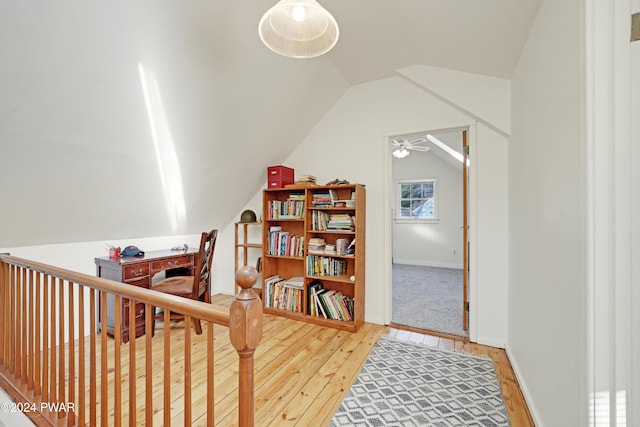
[462,130,469,331]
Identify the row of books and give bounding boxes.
[307,237,354,256]
[263,276,304,312]
[311,193,332,207]
[310,211,355,231]
[306,255,348,277]
[310,210,330,230]
[308,281,354,321]
[327,214,354,231]
[310,190,357,208]
[267,227,305,257]
[334,238,354,256]
[288,191,305,200]
[267,199,305,219]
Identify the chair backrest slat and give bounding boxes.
[194,230,218,298]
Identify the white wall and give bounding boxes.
[0,234,201,278]
[585,1,639,424]
[0,1,347,249]
[391,143,464,269]
[473,124,508,347]
[632,3,640,421]
[509,0,585,425]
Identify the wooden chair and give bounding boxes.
[151,229,218,334]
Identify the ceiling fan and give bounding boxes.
[391,137,430,158]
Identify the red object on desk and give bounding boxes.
[109,247,121,260]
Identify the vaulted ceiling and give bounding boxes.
[0,1,541,248]
[321,0,541,83]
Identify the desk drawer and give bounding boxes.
[152,256,194,272]
[123,301,145,329]
[124,264,150,280]
[124,276,150,288]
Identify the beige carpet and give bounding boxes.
[392,263,468,337]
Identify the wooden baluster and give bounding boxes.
[229,266,263,427]
[0,260,5,368]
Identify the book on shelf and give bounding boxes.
[313,289,354,321]
[324,244,336,255]
[267,198,305,219]
[335,238,354,256]
[267,230,305,257]
[307,237,326,254]
[307,280,324,316]
[296,175,316,184]
[327,214,354,231]
[306,255,348,276]
[317,289,337,319]
[311,193,332,207]
[311,210,330,231]
[335,294,353,321]
[263,275,283,309]
[329,189,356,208]
[281,276,304,288]
[288,191,306,200]
[264,275,304,312]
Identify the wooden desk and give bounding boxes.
[95,248,199,343]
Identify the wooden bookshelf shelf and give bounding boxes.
[262,184,366,332]
[305,274,354,283]
[264,254,305,260]
[234,221,263,296]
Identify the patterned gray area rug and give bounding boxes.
[329,338,510,427]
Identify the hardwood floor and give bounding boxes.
[20,294,532,426]
[208,294,534,426]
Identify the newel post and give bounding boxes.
[230,266,263,427]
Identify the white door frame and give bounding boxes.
[381,122,477,343]
[585,0,636,424]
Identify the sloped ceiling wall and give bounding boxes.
[0,1,348,248]
[0,0,541,249]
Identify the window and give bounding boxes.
[396,179,438,221]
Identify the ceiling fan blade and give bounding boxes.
[408,146,430,152]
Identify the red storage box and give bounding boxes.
[267,165,294,188]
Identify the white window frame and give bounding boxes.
[395,178,439,223]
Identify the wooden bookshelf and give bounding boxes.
[234,221,263,296]
[261,184,365,332]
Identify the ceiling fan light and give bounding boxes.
[259,0,339,58]
[392,148,410,159]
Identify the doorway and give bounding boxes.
[388,129,469,337]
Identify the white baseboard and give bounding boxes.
[505,345,544,427]
[476,336,505,349]
[393,259,463,269]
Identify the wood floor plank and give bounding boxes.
[253,326,351,424]
[292,323,384,427]
[422,334,440,348]
[438,337,455,351]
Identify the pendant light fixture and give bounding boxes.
[258,0,339,58]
